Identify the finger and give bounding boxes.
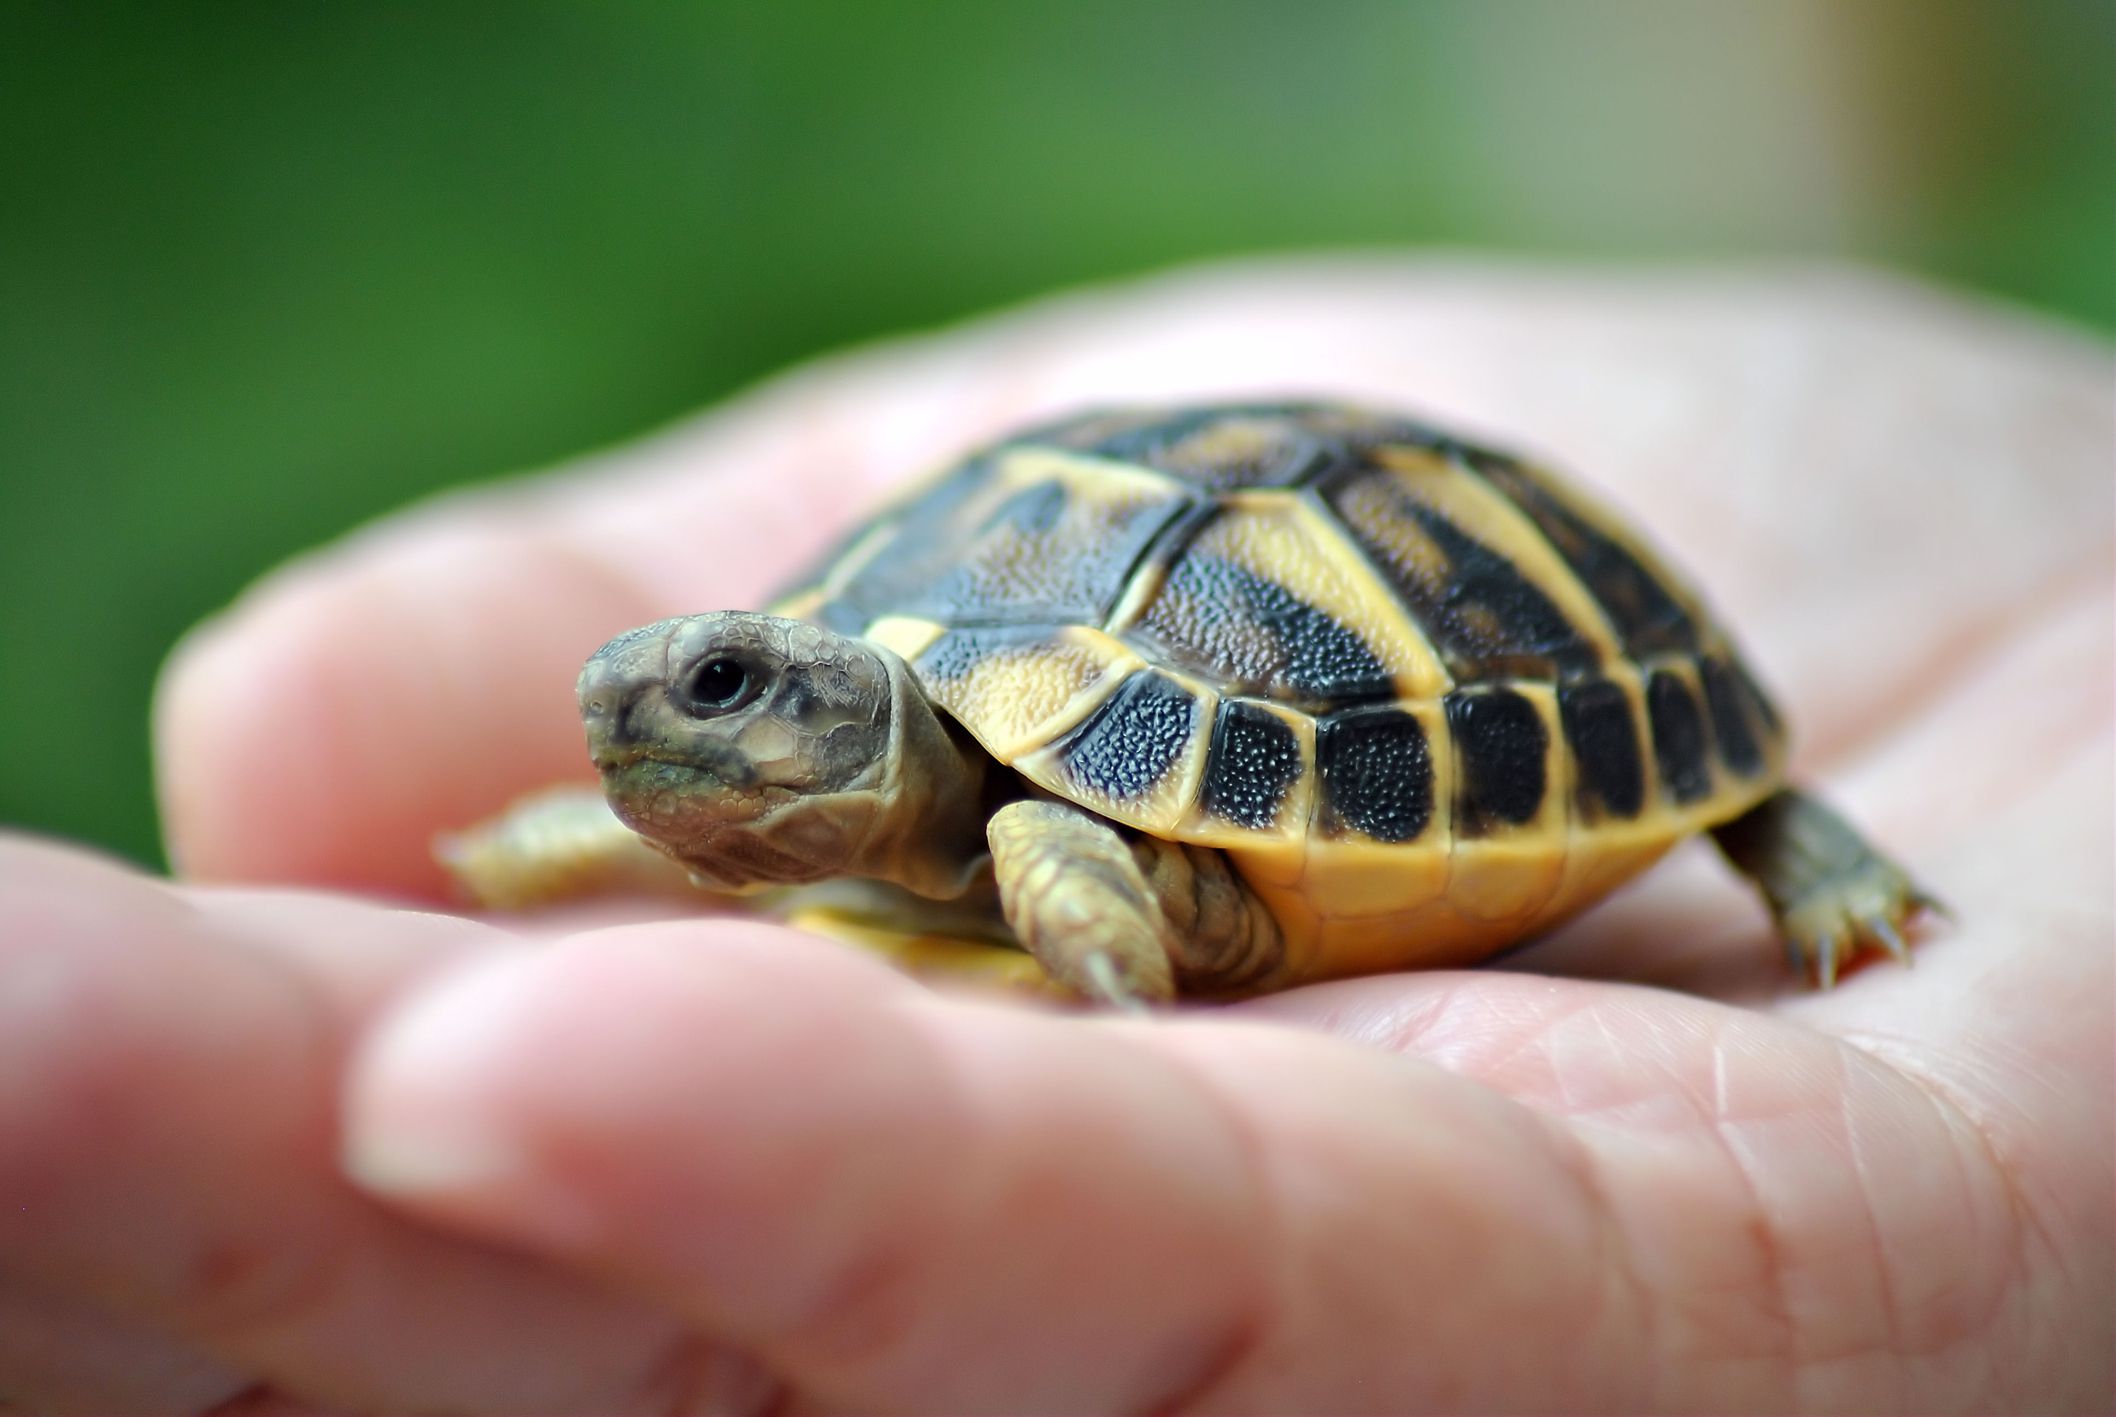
[0,1276,246,1416]
[346,924,1658,1412]
[351,901,2111,1412]
[157,265,2114,897]
[0,834,769,1415]
[154,515,662,900]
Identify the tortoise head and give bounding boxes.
[578,611,987,895]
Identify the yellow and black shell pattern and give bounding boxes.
[771,402,1787,981]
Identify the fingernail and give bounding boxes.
[343,955,598,1242]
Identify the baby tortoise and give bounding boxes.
[445,401,1940,1005]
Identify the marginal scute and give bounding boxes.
[1739,657,1784,736]
[1647,665,1714,805]
[1317,705,1434,843]
[914,624,1133,762]
[1698,654,1774,777]
[1053,670,1203,805]
[1559,677,1648,822]
[1445,686,1549,835]
[1201,699,1305,832]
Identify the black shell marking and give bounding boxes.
[1559,679,1647,822]
[1445,688,1549,835]
[1319,706,1434,843]
[1730,654,1782,736]
[1463,450,1701,658]
[1055,671,1201,802]
[1328,469,1600,680]
[920,478,1190,625]
[1646,668,1713,805]
[793,456,1005,633]
[1698,655,1767,778]
[1202,700,1304,830]
[1130,538,1396,704]
[823,454,1194,630]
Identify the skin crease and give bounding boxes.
[0,261,2107,1414]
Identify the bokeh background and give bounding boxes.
[3,1,2110,867]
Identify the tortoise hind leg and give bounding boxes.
[1711,788,1945,987]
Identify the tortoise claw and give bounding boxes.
[1714,789,1948,988]
[1816,929,1844,990]
[1082,952,1153,1016]
[1780,860,1939,987]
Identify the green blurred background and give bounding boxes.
[2,1,2110,868]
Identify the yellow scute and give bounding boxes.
[921,626,1139,764]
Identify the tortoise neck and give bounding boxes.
[847,656,992,900]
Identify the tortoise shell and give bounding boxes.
[770,402,1786,977]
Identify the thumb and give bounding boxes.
[344,924,1645,1412]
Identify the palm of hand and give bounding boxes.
[3,266,2108,1414]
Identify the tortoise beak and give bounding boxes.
[577,618,686,769]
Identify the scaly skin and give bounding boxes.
[986,798,1180,1006]
[1712,787,1939,987]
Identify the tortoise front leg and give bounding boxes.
[442,786,1056,995]
[438,785,700,910]
[987,800,1283,1008]
[1711,787,1945,987]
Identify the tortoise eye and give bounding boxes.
[679,657,753,715]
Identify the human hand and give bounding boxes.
[5,262,2109,1413]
